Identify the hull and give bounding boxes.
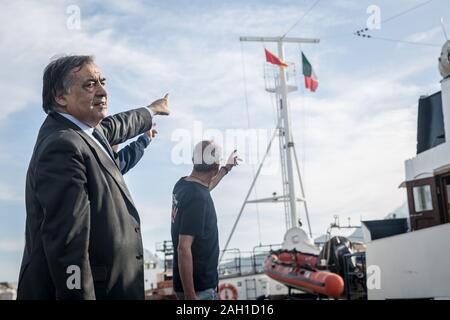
[264,251,344,298]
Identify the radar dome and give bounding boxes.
[439,41,450,78]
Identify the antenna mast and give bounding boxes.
[240,36,318,231]
[220,36,319,262]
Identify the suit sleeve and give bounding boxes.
[35,134,95,300]
[99,107,152,146]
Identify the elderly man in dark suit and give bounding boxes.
[17,55,170,300]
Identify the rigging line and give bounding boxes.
[265,62,285,236]
[267,69,285,236]
[320,32,355,40]
[240,42,262,246]
[298,44,306,183]
[381,0,435,25]
[220,128,279,263]
[440,18,449,41]
[298,44,313,237]
[363,35,441,47]
[262,41,278,126]
[324,0,436,41]
[265,43,278,126]
[269,73,278,126]
[282,0,322,39]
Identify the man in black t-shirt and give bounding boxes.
[171,140,240,300]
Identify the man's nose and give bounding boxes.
[96,83,108,98]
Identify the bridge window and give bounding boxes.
[413,185,433,212]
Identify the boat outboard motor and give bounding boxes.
[318,236,355,277]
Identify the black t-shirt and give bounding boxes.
[171,177,219,292]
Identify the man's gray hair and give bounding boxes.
[192,140,222,172]
[42,55,94,114]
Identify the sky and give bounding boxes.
[0,0,448,282]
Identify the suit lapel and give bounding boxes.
[49,112,139,220]
[75,130,138,208]
[92,126,121,170]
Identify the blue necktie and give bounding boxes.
[92,128,119,168]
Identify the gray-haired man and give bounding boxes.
[18,55,169,300]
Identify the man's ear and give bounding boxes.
[55,94,68,108]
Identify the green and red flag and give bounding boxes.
[302,52,318,92]
[265,49,288,68]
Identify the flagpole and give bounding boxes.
[220,35,319,255]
[211,37,320,260]
[276,41,299,229]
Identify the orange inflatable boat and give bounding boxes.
[264,251,345,298]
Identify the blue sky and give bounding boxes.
[0,0,448,282]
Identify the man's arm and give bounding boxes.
[99,108,153,146]
[209,150,241,191]
[208,167,228,191]
[178,235,198,300]
[100,94,169,146]
[117,134,151,175]
[35,133,95,299]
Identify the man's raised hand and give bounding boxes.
[225,149,242,172]
[148,93,170,116]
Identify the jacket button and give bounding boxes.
[135,227,140,233]
[136,254,143,260]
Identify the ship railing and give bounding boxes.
[218,244,282,278]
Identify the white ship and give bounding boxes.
[364,40,450,300]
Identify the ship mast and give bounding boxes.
[220,36,319,262]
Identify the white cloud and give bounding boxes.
[404,26,442,44]
[0,0,362,121]
[0,239,24,253]
[0,185,23,203]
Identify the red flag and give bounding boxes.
[265,49,288,68]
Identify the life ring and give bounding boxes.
[218,283,238,300]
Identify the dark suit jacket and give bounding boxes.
[17,108,152,300]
